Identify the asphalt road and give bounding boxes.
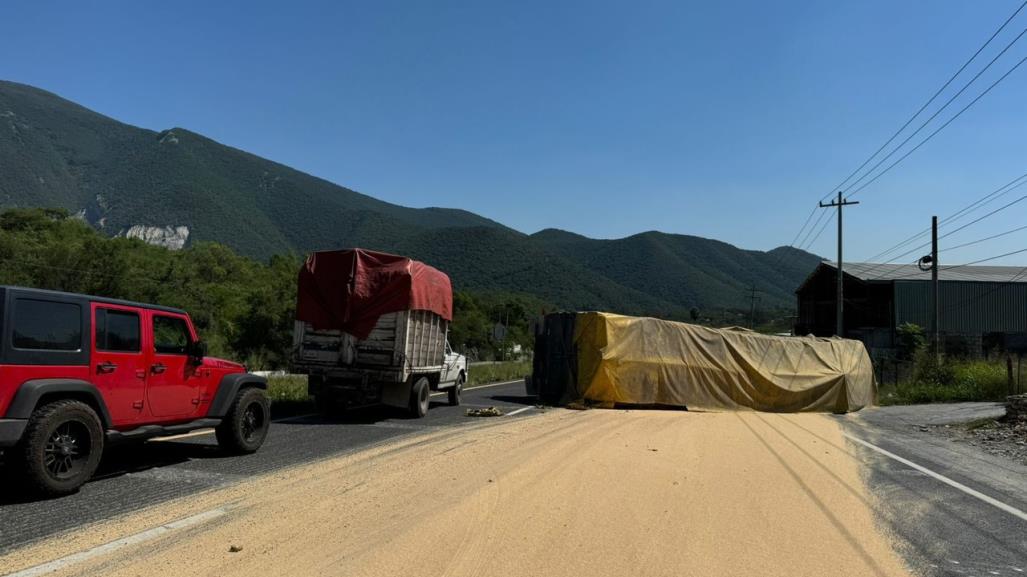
[0,379,535,555]
[843,403,1027,577]
[1,393,1025,576]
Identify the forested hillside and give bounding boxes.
[0,208,537,365]
[0,80,823,318]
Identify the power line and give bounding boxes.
[945,246,1027,268]
[886,246,1027,282]
[944,223,1027,252]
[857,172,1027,278]
[939,170,1027,227]
[801,210,836,252]
[863,191,1027,279]
[787,207,819,250]
[779,2,1027,260]
[796,208,830,250]
[848,51,1027,198]
[859,171,1027,267]
[937,192,1027,242]
[825,0,1027,202]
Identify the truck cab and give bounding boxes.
[0,286,271,496]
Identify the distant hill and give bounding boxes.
[529,229,823,310]
[0,79,822,315]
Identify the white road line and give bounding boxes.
[429,379,524,397]
[3,507,230,577]
[149,428,215,442]
[843,433,1027,523]
[271,412,319,424]
[504,406,535,417]
[150,412,322,442]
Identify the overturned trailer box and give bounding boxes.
[529,312,876,413]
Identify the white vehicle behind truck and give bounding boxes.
[291,249,467,417]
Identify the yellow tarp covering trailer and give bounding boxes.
[530,312,876,413]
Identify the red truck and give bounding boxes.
[0,286,270,496]
[292,249,467,417]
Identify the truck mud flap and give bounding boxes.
[380,379,413,409]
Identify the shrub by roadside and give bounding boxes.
[467,361,531,387]
[267,375,313,417]
[879,353,1016,405]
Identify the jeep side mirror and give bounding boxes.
[188,340,207,362]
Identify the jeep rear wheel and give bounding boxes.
[409,376,430,418]
[17,400,104,497]
[215,388,270,454]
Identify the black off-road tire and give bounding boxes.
[409,376,431,418]
[215,388,270,454]
[447,373,464,406]
[16,400,104,497]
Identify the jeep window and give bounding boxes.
[96,308,141,352]
[12,298,82,351]
[153,315,191,355]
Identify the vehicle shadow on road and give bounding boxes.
[0,441,229,504]
[94,440,227,479]
[487,395,538,406]
[282,404,437,426]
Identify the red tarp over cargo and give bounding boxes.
[296,249,453,340]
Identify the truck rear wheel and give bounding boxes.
[216,388,270,454]
[448,373,464,406]
[409,376,430,418]
[17,400,104,497]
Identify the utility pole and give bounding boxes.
[747,283,762,330]
[819,191,859,337]
[918,216,940,360]
[932,216,940,358]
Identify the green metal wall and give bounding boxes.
[893,280,1027,334]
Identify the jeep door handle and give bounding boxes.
[151,363,167,374]
[97,361,117,373]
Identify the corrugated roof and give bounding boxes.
[821,261,1027,283]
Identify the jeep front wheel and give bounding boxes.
[17,400,104,497]
[215,388,270,454]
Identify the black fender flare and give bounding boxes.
[207,373,268,417]
[4,379,114,428]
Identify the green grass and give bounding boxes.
[467,361,531,386]
[878,359,1014,405]
[962,417,1001,432]
[267,375,314,417]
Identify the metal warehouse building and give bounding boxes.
[795,262,1027,357]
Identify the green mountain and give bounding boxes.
[529,229,822,310]
[0,79,822,315]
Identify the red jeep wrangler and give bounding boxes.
[0,286,271,496]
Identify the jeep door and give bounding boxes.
[91,304,148,427]
[146,312,201,419]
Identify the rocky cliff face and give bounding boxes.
[122,225,190,250]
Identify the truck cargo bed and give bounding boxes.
[293,310,448,381]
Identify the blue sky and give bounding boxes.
[2,1,1026,264]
